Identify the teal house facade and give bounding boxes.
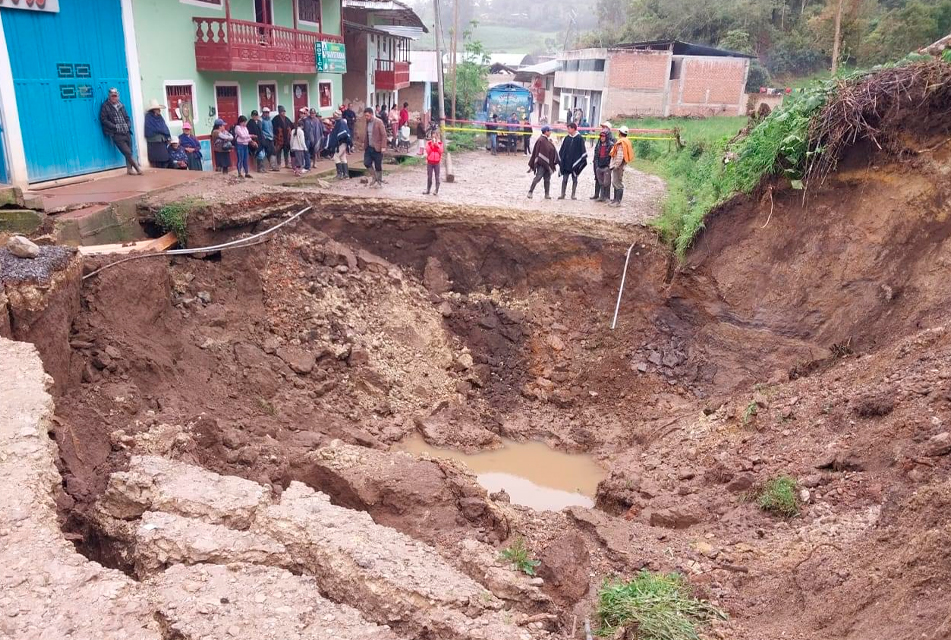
[132,0,345,151]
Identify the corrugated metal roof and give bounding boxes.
[613,40,754,58]
[514,59,559,77]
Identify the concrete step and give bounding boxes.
[0,209,45,235]
[0,186,24,208]
[51,200,146,247]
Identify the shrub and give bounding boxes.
[155,198,203,248]
[757,475,800,517]
[597,570,727,640]
[499,537,540,576]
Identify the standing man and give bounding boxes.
[260,107,277,171]
[557,122,587,200]
[299,107,315,171]
[527,125,558,200]
[247,110,264,173]
[343,103,357,134]
[99,88,142,175]
[309,108,324,167]
[486,114,499,156]
[363,107,387,188]
[592,128,613,202]
[506,112,519,154]
[272,105,293,169]
[609,125,634,207]
[328,109,352,180]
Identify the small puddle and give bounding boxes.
[397,434,605,511]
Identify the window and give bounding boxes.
[669,59,683,80]
[166,84,195,129]
[577,59,605,72]
[566,59,579,72]
[318,80,332,108]
[299,0,321,26]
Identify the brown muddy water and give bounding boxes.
[398,434,606,511]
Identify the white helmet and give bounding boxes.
[619,125,629,135]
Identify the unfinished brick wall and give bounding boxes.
[607,50,670,90]
[669,57,748,116]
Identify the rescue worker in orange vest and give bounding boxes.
[609,125,634,207]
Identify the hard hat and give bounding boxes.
[619,125,629,135]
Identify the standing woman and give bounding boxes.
[423,131,443,196]
[388,104,400,150]
[144,99,171,169]
[211,119,234,175]
[234,115,253,179]
[178,123,203,171]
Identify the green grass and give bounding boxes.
[742,400,758,424]
[446,130,480,153]
[499,537,540,576]
[155,197,204,248]
[415,24,559,55]
[596,571,727,639]
[757,476,800,518]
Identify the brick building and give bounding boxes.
[554,40,751,125]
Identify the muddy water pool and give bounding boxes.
[397,434,606,511]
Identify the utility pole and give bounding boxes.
[450,0,459,121]
[433,0,452,179]
[831,0,844,75]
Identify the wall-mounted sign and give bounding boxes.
[0,0,60,12]
[315,41,347,74]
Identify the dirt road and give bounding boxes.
[329,150,666,226]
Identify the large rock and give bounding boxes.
[648,505,704,530]
[6,235,39,259]
[537,532,591,604]
[276,345,316,375]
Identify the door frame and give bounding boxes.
[213,81,243,120]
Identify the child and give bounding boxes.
[423,131,443,196]
[234,115,253,179]
[211,119,233,174]
[290,123,308,175]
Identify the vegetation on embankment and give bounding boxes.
[627,56,951,256]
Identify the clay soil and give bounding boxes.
[30,135,951,640]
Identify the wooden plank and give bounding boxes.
[79,232,178,256]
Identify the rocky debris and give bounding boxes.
[414,403,501,452]
[456,538,553,611]
[423,256,452,294]
[647,505,704,529]
[0,289,9,338]
[853,391,895,417]
[816,450,865,472]
[150,563,401,640]
[537,532,591,605]
[255,482,541,640]
[0,339,161,640]
[924,432,951,457]
[131,511,292,575]
[286,441,510,545]
[276,345,317,374]
[6,234,39,259]
[97,455,270,528]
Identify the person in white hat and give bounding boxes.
[98,88,142,175]
[608,125,634,207]
[144,99,171,168]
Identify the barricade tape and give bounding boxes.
[444,118,677,136]
[441,125,676,141]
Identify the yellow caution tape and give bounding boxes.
[440,126,676,141]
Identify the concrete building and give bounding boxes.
[341,0,425,113]
[554,40,751,125]
[513,59,559,122]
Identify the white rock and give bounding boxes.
[6,235,39,259]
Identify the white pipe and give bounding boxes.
[611,242,636,330]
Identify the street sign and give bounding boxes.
[315,41,347,74]
[0,0,60,12]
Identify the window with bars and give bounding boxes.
[298,0,321,25]
[166,84,195,126]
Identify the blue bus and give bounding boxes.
[479,83,534,152]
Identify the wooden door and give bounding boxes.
[214,85,240,168]
[258,83,277,112]
[293,82,309,114]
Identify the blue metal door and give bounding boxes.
[0,114,8,184]
[2,0,132,183]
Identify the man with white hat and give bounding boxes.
[144,98,171,169]
[98,87,142,175]
[609,125,634,207]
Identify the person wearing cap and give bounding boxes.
[609,125,634,207]
[557,122,587,200]
[327,109,352,180]
[211,118,234,174]
[591,122,615,200]
[272,106,293,169]
[527,125,559,199]
[99,88,142,175]
[144,99,172,169]
[167,139,188,170]
[178,123,203,171]
[260,107,277,171]
[364,107,387,187]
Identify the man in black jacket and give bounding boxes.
[527,125,558,199]
[557,122,587,200]
[591,122,615,200]
[247,110,264,172]
[99,88,142,175]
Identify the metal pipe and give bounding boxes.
[611,242,636,330]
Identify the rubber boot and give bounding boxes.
[342,163,350,179]
[590,183,601,200]
[334,163,342,179]
[610,187,623,207]
[558,183,566,200]
[571,181,578,200]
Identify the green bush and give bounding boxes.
[155,198,204,248]
[597,570,727,640]
[757,475,800,517]
[499,537,540,576]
